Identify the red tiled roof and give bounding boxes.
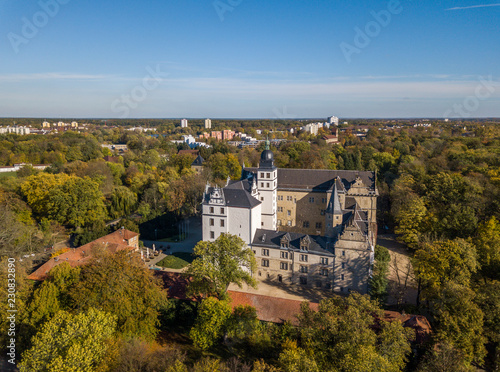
[27,229,138,281]
[228,291,319,325]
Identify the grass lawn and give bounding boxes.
[0,172,17,179]
[156,252,193,269]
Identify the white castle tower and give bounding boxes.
[257,140,277,230]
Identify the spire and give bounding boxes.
[265,136,270,150]
[332,183,342,214]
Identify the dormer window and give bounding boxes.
[300,235,311,251]
[280,233,291,249]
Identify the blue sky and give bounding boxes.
[0,0,499,118]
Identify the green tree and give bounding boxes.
[297,293,411,372]
[109,186,138,218]
[278,340,319,372]
[475,217,500,280]
[369,245,391,302]
[70,249,169,340]
[417,343,474,372]
[414,239,478,289]
[46,176,107,228]
[21,173,71,216]
[19,308,116,372]
[190,297,232,350]
[187,234,257,300]
[429,282,486,365]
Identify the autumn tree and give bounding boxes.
[474,217,500,281]
[429,282,486,366]
[187,234,257,300]
[413,239,478,290]
[296,293,412,372]
[190,297,232,350]
[70,249,170,340]
[19,308,117,372]
[110,186,138,218]
[369,245,391,303]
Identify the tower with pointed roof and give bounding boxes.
[325,181,344,237]
[257,139,278,230]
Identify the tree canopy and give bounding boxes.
[188,233,257,300]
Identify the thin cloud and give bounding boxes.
[446,3,500,10]
[0,73,115,82]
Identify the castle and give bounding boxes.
[202,144,378,294]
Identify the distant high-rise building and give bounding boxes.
[205,119,212,129]
[328,116,339,126]
[181,119,188,128]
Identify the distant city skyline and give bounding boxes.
[1,0,499,118]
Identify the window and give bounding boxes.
[322,198,327,203]
[277,219,282,226]
[209,218,214,226]
[261,183,264,188]
[300,254,308,262]
[287,220,292,226]
[220,219,225,227]
[287,210,291,216]
[341,274,345,280]
[320,209,326,215]
[321,269,329,276]
[316,281,322,288]
[262,259,269,267]
[300,266,308,273]
[266,183,270,187]
[278,207,283,212]
[266,173,270,178]
[341,262,345,269]
[287,196,292,201]
[316,222,322,229]
[309,197,315,203]
[280,262,288,270]
[303,221,310,228]
[280,251,288,259]
[220,208,225,214]
[321,257,329,265]
[342,250,346,256]
[294,198,297,203]
[210,207,214,213]
[300,277,307,285]
[261,197,264,201]
[210,231,215,239]
[262,249,269,256]
[260,173,264,178]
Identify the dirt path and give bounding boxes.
[377,235,418,308]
